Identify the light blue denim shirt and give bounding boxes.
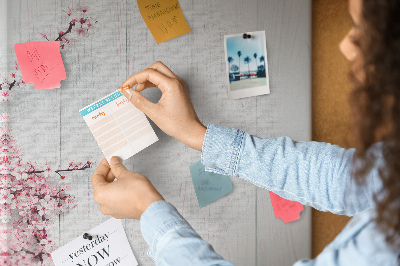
[140,124,399,265]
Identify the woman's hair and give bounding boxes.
[350,0,400,251]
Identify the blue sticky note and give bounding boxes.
[189,160,233,208]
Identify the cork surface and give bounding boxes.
[312,0,353,257]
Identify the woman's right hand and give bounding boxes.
[120,61,207,151]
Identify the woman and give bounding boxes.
[91,0,400,264]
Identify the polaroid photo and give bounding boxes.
[224,30,270,100]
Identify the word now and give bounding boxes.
[76,245,111,266]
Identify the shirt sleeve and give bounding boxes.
[292,210,399,266]
[201,124,383,216]
[140,200,235,265]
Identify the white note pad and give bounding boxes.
[80,90,158,162]
[51,218,138,266]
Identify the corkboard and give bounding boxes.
[312,0,354,257]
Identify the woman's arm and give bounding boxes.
[119,62,382,217]
[202,124,382,216]
[141,201,235,265]
[91,158,234,265]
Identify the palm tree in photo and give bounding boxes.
[227,56,234,73]
[260,55,266,73]
[253,53,258,76]
[237,51,242,77]
[244,56,251,78]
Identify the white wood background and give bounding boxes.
[4,0,311,265]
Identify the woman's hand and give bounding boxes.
[91,157,164,219]
[120,61,206,151]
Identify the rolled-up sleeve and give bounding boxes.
[201,124,382,216]
[140,200,234,265]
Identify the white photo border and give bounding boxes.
[224,30,270,100]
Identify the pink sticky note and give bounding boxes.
[14,41,66,90]
[269,191,304,223]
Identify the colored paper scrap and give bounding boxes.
[14,41,66,90]
[269,191,304,223]
[137,0,191,44]
[189,160,233,208]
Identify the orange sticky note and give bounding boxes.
[14,41,67,90]
[269,191,304,223]
[137,0,191,44]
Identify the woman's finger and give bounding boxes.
[135,81,156,92]
[91,159,110,189]
[105,168,116,183]
[120,68,174,93]
[147,61,178,79]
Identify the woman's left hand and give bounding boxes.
[91,157,164,219]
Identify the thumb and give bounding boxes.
[122,88,155,115]
[109,156,129,179]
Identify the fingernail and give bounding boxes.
[123,89,133,100]
[110,156,122,164]
[120,85,130,92]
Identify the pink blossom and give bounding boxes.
[74,26,89,36]
[0,188,14,204]
[66,6,74,17]
[76,5,90,13]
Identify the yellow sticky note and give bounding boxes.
[137,0,191,44]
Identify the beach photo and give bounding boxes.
[224,30,270,100]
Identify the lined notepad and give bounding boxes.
[79,90,158,162]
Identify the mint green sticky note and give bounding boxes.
[189,160,233,208]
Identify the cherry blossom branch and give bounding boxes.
[54,22,75,42]
[25,161,92,178]
[0,79,18,91]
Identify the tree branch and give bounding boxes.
[55,23,75,41]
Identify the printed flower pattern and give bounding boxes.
[0,4,98,265]
[41,5,98,50]
[0,123,94,264]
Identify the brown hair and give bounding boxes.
[350,0,400,252]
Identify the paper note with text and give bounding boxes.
[79,90,158,163]
[189,160,233,208]
[137,0,191,43]
[14,41,66,90]
[51,218,138,266]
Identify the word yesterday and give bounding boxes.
[68,233,109,260]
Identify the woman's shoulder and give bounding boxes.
[324,209,399,265]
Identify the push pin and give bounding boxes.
[243,33,252,39]
[83,233,93,240]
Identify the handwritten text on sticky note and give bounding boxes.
[51,218,138,266]
[269,191,304,223]
[137,0,191,44]
[14,41,66,90]
[189,161,233,208]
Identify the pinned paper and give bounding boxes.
[14,41,66,90]
[189,161,233,208]
[137,0,191,44]
[79,90,158,163]
[269,191,304,223]
[51,218,138,266]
